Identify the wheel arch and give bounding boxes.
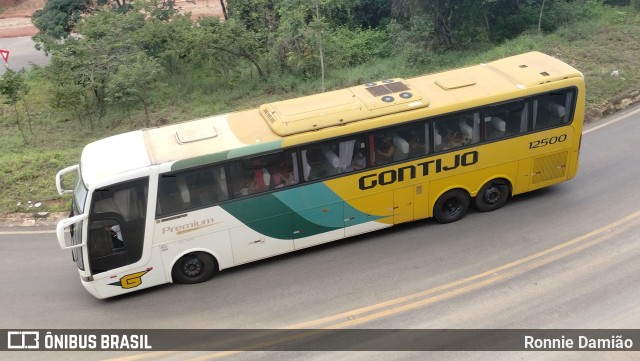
[430,186,472,222]
[472,176,514,198]
[430,185,473,214]
[166,248,220,283]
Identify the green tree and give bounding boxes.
[47,37,101,130]
[134,14,194,78]
[48,64,88,127]
[97,0,133,13]
[106,53,165,127]
[31,0,92,39]
[46,10,145,126]
[0,69,30,144]
[192,17,267,79]
[132,0,178,20]
[270,0,326,77]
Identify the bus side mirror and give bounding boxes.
[56,213,88,250]
[56,165,79,195]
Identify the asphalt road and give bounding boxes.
[2,105,640,360]
[0,36,49,74]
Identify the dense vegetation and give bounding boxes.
[1,0,640,215]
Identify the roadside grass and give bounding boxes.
[0,6,639,215]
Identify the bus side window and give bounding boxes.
[404,123,430,158]
[188,166,229,208]
[269,151,299,189]
[230,150,299,196]
[371,122,429,165]
[433,111,480,151]
[302,137,366,180]
[157,165,229,217]
[373,133,396,165]
[533,90,575,130]
[229,161,268,197]
[485,100,528,140]
[156,174,189,216]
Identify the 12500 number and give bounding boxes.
[529,134,567,149]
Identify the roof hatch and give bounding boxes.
[435,76,476,90]
[175,127,218,144]
[260,79,429,136]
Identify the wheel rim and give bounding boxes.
[443,198,462,217]
[182,257,204,278]
[483,186,502,205]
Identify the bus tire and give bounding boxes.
[474,179,510,212]
[172,252,217,284]
[433,189,469,224]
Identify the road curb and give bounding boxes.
[0,212,67,228]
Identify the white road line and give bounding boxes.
[0,230,56,235]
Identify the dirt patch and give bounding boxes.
[0,0,43,38]
[0,211,67,227]
[0,0,223,38]
[177,0,225,20]
[586,89,640,122]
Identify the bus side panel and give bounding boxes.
[230,223,294,265]
[154,207,238,273]
[413,182,430,220]
[293,197,344,250]
[344,190,393,237]
[394,186,414,224]
[514,158,533,195]
[88,246,167,299]
[528,150,570,191]
[393,183,429,224]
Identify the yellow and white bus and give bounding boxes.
[56,51,584,299]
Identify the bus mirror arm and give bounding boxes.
[57,213,88,250]
[56,164,79,195]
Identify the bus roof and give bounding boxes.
[79,51,583,187]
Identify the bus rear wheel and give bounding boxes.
[474,179,510,212]
[172,252,217,284]
[433,189,470,224]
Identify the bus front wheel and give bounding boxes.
[474,179,510,212]
[172,252,217,284]
[433,189,469,224]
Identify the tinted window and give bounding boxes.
[370,122,429,166]
[157,165,228,216]
[229,150,299,197]
[485,100,529,140]
[89,177,148,274]
[533,89,575,130]
[433,110,480,152]
[301,136,367,181]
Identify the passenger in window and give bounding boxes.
[375,135,395,164]
[407,130,427,157]
[442,128,465,150]
[351,150,366,170]
[191,179,222,206]
[271,165,295,188]
[106,225,124,250]
[238,180,258,196]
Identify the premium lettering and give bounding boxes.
[359,151,479,190]
[162,218,218,235]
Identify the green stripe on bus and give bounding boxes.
[171,152,230,171]
[220,183,379,239]
[171,141,283,171]
[227,141,283,159]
